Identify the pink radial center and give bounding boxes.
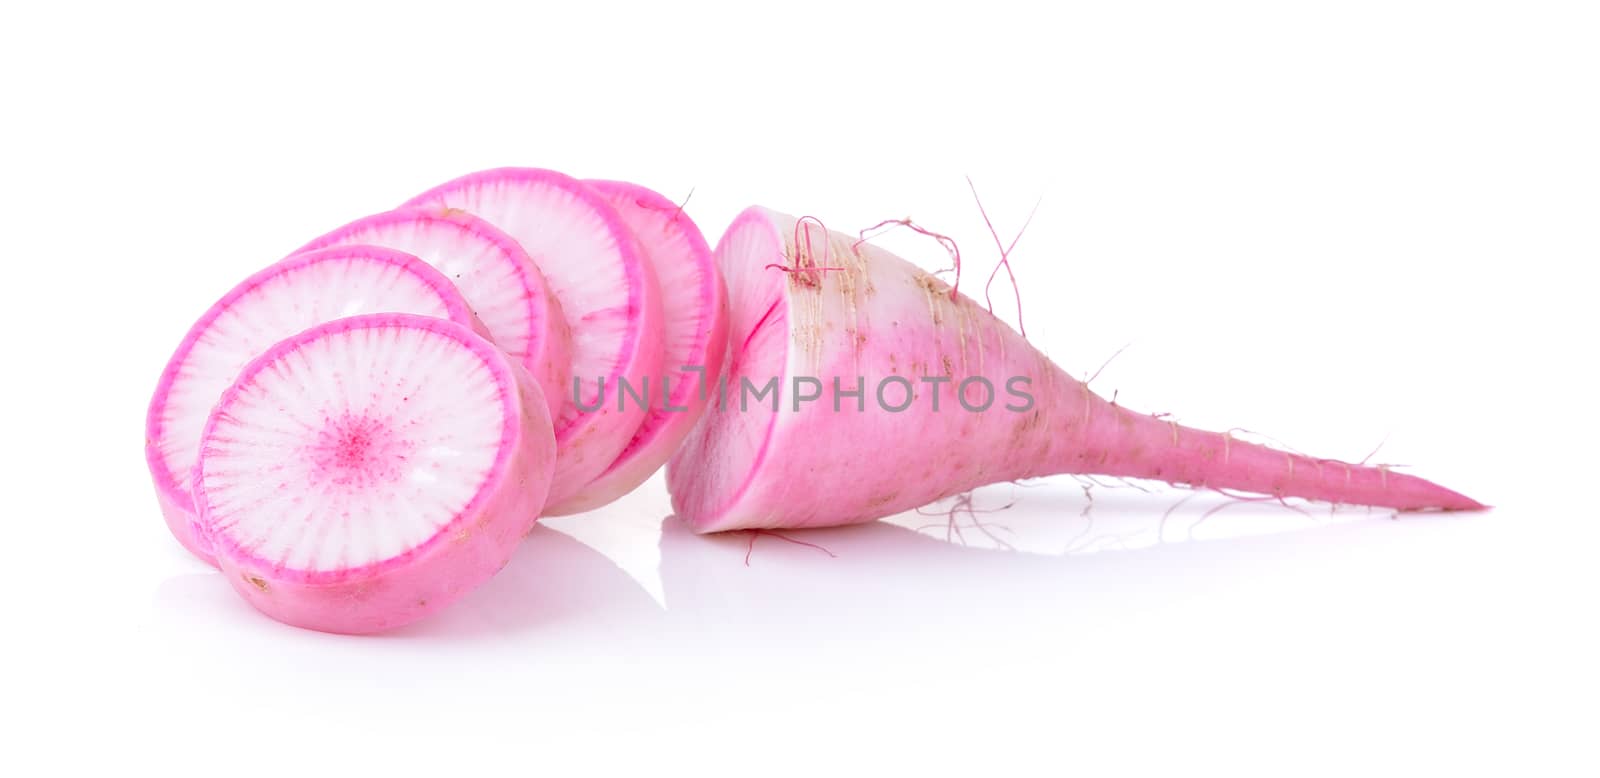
[308,413,411,489]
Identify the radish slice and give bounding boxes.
[194,314,556,634]
[294,207,572,422]
[542,180,728,515]
[145,246,488,566]
[666,210,791,529]
[403,168,664,506]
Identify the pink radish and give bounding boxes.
[542,179,728,515]
[294,206,572,422]
[404,168,665,507]
[195,314,556,634]
[666,208,1483,533]
[146,245,490,565]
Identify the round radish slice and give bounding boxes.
[543,180,728,515]
[146,246,489,567]
[403,168,665,507]
[195,314,556,634]
[294,206,572,422]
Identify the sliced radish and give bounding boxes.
[666,210,791,529]
[195,314,556,634]
[145,245,488,566]
[403,168,664,506]
[294,206,572,422]
[542,180,728,515]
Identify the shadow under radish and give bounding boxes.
[393,525,666,641]
[652,500,1497,668]
[150,481,1500,654]
[152,524,665,645]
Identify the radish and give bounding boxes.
[146,245,490,565]
[194,314,556,634]
[666,208,1483,533]
[542,179,729,515]
[294,206,572,422]
[404,168,664,507]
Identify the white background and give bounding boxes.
[2,1,1596,775]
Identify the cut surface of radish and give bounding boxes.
[543,179,728,515]
[195,314,556,634]
[666,210,790,529]
[146,245,488,566]
[295,206,571,422]
[403,168,664,506]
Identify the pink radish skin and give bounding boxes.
[543,180,729,515]
[146,246,490,566]
[294,206,573,422]
[667,208,1484,533]
[195,314,557,634]
[404,168,665,507]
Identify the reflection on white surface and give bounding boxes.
[145,475,1425,641]
[31,473,1583,775]
[880,478,1384,555]
[185,474,1482,650]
